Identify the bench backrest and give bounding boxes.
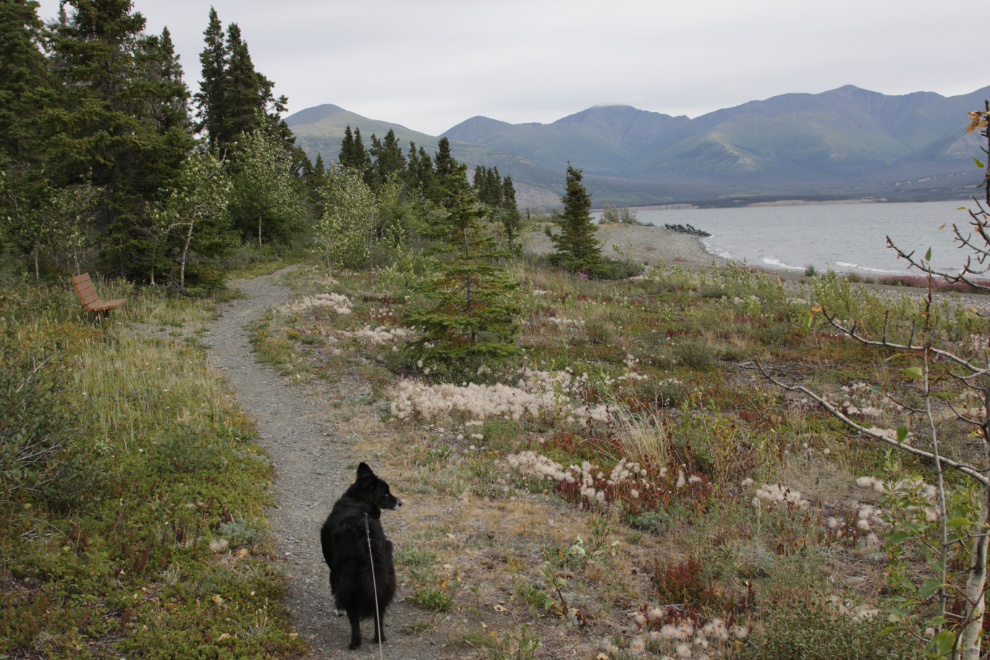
[71,273,100,307]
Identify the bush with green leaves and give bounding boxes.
[0,347,79,504]
[739,598,925,660]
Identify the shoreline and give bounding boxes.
[523,222,724,272]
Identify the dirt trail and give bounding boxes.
[202,267,451,660]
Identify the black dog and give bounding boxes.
[320,462,401,650]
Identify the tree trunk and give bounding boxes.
[258,213,263,247]
[180,220,194,289]
[959,482,990,659]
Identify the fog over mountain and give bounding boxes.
[286,85,990,207]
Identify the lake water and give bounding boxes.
[601,201,983,275]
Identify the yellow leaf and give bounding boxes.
[493,604,507,612]
[811,304,823,313]
[938,223,946,230]
[967,306,979,314]
[966,112,983,133]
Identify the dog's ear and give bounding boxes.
[356,462,375,485]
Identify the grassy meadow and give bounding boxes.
[0,271,306,659]
[240,253,990,660]
[2,245,987,659]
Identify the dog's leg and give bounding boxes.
[347,610,362,650]
[372,607,386,644]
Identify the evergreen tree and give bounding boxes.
[193,7,225,151]
[403,170,520,367]
[500,176,522,255]
[302,151,326,214]
[547,164,604,275]
[0,0,49,162]
[403,143,434,193]
[339,125,355,166]
[427,137,459,207]
[43,0,194,278]
[342,126,371,179]
[193,10,289,154]
[222,23,262,147]
[434,137,455,181]
[472,165,484,196]
[368,128,405,187]
[0,0,52,256]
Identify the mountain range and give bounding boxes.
[285,85,990,207]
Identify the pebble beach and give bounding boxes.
[523,222,724,270]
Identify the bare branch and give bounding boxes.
[821,308,986,374]
[756,359,989,485]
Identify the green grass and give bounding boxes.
[0,280,306,659]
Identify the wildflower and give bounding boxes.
[741,478,754,487]
[731,625,749,640]
[676,643,692,658]
[629,636,646,656]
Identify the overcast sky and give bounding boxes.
[36,0,989,136]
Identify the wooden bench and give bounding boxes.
[71,273,126,318]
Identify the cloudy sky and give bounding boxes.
[36,0,988,136]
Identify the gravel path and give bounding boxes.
[202,267,448,660]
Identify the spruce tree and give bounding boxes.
[501,176,522,255]
[369,128,405,187]
[472,165,484,196]
[193,7,225,151]
[0,0,49,162]
[350,127,371,177]
[339,125,355,167]
[222,23,262,147]
[194,11,289,154]
[547,164,604,275]
[428,137,459,207]
[403,166,520,368]
[43,0,194,278]
[0,0,52,257]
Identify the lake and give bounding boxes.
[601,201,984,275]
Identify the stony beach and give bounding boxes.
[523,221,724,270]
[523,221,990,314]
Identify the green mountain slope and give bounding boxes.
[285,104,565,194]
[286,85,990,206]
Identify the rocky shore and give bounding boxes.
[523,222,724,270]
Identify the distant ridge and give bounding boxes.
[286,85,990,206]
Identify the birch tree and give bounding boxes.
[316,165,404,272]
[149,151,232,288]
[762,103,990,660]
[228,129,302,247]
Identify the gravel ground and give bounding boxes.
[202,266,453,660]
[523,222,725,270]
[526,222,990,314]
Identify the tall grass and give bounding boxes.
[0,283,305,658]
